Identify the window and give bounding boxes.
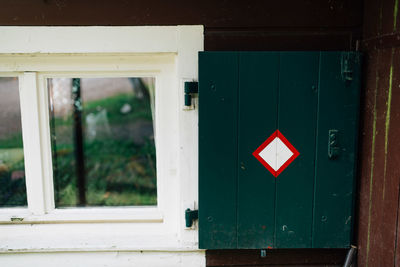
[48,77,157,207]
[0,26,203,252]
[0,55,173,221]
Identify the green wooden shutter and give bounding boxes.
[198,51,361,249]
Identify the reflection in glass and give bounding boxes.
[0,77,27,207]
[48,77,156,207]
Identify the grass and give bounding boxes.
[53,137,157,206]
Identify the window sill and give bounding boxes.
[0,206,163,224]
[0,223,198,253]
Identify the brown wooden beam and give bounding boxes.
[206,249,347,267]
[362,33,400,50]
[0,0,362,28]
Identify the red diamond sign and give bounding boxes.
[252,130,300,177]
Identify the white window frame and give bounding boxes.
[0,26,203,252]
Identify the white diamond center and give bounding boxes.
[258,137,294,171]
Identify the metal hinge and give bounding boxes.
[341,52,356,82]
[185,208,198,228]
[184,81,198,107]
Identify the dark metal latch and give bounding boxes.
[184,81,198,107]
[185,208,198,227]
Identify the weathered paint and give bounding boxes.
[372,48,393,267]
[358,1,400,264]
[0,251,206,267]
[0,0,371,266]
[365,54,379,266]
[0,26,205,267]
[382,49,395,201]
[199,52,360,249]
[392,47,400,267]
[357,46,380,267]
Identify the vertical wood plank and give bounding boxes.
[381,0,397,34]
[389,47,400,267]
[312,52,361,248]
[356,49,379,266]
[199,52,239,249]
[359,0,400,265]
[363,0,383,39]
[275,52,319,248]
[237,52,279,248]
[378,46,400,267]
[363,48,394,266]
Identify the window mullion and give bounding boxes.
[19,72,49,215]
[37,75,55,212]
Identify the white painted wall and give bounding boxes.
[0,26,205,266]
[0,251,205,267]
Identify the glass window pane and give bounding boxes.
[0,77,27,207]
[48,77,156,207]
